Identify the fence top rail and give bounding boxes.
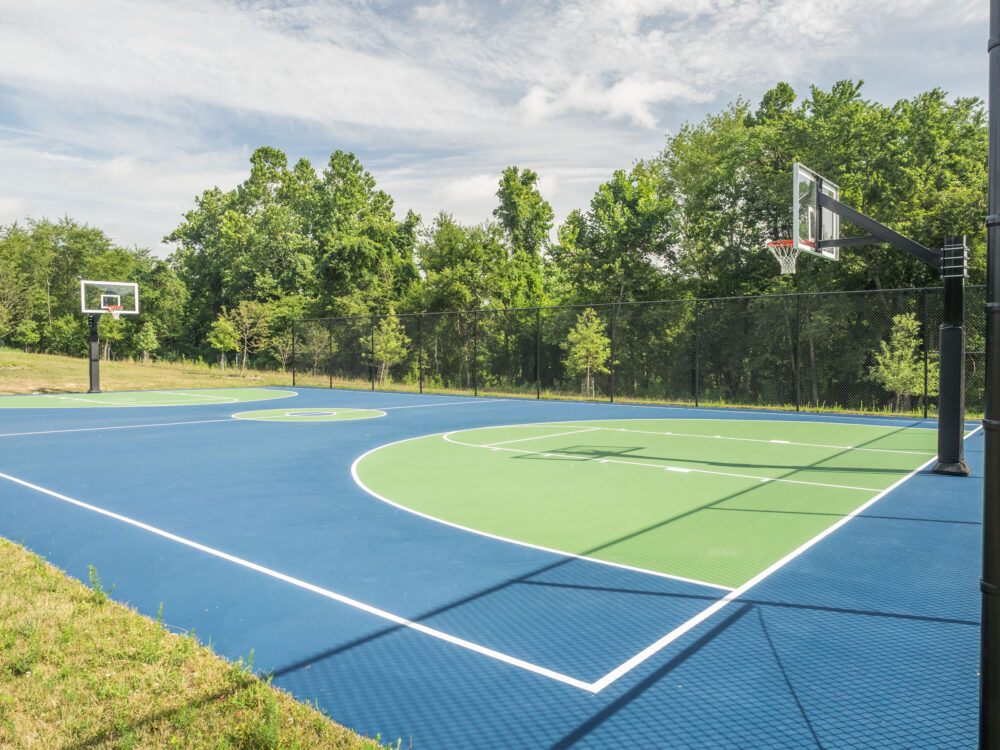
[292,285,986,325]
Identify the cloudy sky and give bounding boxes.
[0,0,987,255]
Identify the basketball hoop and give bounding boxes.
[106,305,123,321]
[766,240,801,275]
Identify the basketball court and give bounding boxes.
[0,386,983,747]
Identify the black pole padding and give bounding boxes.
[473,311,478,397]
[370,319,375,391]
[981,3,1000,745]
[418,314,423,394]
[933,268,971,476]
[87,314,100,393]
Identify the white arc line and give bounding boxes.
[443,433,884,493]
[351,440,732,592]
[587,423,984,692]
[0,470,595,692]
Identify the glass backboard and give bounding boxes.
[793,163,840,261]
[80,280,139,315]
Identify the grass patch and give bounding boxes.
[0,349,329,396]
[0,537,390,749]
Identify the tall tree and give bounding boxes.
[493,166,552,307]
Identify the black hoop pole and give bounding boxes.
[933,240,971,476]
[981,3,1000,744]
[87,314,100,393]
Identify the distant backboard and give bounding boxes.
[80,280,139,315]
[793,163,840,261]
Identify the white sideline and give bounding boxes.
[443,433,884,493]
[0,419,238,438]
[588,423,984,691]
[0,469,596,693]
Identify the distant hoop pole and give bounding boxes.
[766,239,801,275]
[981,1,1000,745]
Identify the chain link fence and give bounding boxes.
[292,285,987,417]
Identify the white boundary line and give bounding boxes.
[0,419,238,438]
[588,422,984,691]
[443,433,884,493]
[0,469,596,692]
[232,409,387,422]
[0,388,298,410]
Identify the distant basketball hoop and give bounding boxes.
[766,239,801,275]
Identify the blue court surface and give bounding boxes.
[0,387,983,748]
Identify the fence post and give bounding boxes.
[370,318,375,391]
[328,321,333,389]
[609,305,616,403]
[536,307,541,400]
[923,288,929,419]
[473,310,479,397]
[418,314,423,394]
[795,294,801,412]
[291,319,296,387]
[693,300,700,408]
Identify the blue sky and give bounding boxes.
[0,0,987,256]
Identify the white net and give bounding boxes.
[767,240,801,275]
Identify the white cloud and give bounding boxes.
[0,0,986,253]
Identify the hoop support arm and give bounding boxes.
[817,192,942,270]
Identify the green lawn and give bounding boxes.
[355,418,938,589]
[0,538,387,749]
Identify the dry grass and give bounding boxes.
[0,349,331,396]
[0,538,391,749]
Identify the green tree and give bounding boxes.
[0,266,30,342]
[869,313,935,411]
[43,315,85,356]
[12,320,39,352]
[206,317,239,371]
[226,300,268,374]
[262,295,307,371]
[97,314,126,361]
[493,166,552,307]
[136,321,159,363]
[562,308,611,396]
[302,324,334,376]
[365,317,410,386]
[550,163,678,305]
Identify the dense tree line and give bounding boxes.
[0,81,987,374]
